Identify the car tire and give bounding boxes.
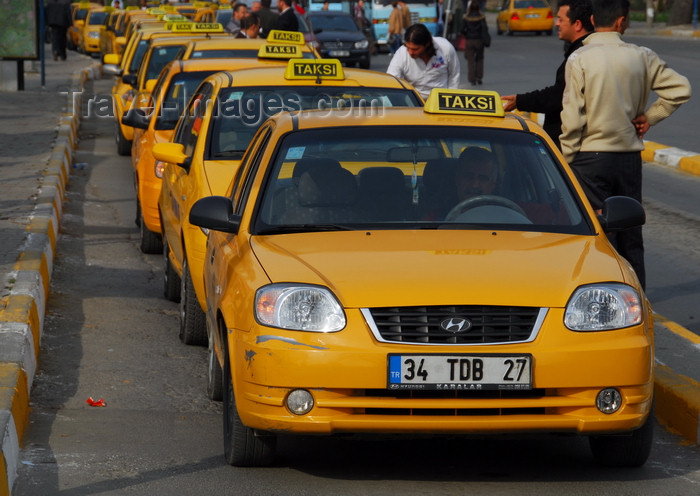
[163,237,181,302]
[223,341,276,467]
[116,121,132,156]
[179,258,207,346]
[137,199,163,254]
[589,410,654,467]
[207,319,224,401]
[546,29,553,36]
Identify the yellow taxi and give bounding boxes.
[125,55,307,254]
[99,8,125,59]
[78,6,113,57]
[154,58,423,347]
[103,22,228,155]
[177,37,320,62]
[68,1,102,51]
[496,0,555,36]
[187,88,653,468]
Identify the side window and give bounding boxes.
[231,126,273,215]
[173,83,213,158]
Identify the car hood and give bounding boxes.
[251,230,627,308]
[314,30,366,43]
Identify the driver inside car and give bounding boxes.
[455,147,498,201]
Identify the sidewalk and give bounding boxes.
[1,35,699,495]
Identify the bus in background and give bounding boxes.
[370,0,438,48]
[307,0,352,12]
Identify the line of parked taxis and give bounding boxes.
[100,4,654,469]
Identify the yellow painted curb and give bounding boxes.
[0,296,41,360]
[0,365,29,444]
[641,141,669,163]
[0,452,8,496]
[679,154,700,176]
[654,364,700,444]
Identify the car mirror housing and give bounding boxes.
[121,107,150,129]
[189,196,241,234]
[597,196,646,232]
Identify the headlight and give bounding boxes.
[355,39,369,50]
[564,283,642,331]
[255,284,346,332]
[88,32,100,39]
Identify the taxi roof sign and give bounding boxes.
[169,22,224,33]
[284,59,344,81]
[267,30,305,45]
[258,43,303,59]
[424,89,505,118]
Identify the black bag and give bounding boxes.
[482,20,491,47]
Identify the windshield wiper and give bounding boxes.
[213,150,245,158]
[257,224,354,235]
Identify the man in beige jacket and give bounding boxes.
[560,0,691,290]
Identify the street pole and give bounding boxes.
[646,0,653,29]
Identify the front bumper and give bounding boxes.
[230,309,653,436]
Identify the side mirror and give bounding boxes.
[597,196,645,232]
[152,142,191,171]
[122,73,137,86]
[121,107,151,129]
[189,196,241,234]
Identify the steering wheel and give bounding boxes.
[445,195,528,222]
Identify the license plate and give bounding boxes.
[525,13,539,18]
[388,354,532,390]
[329,50,350,57]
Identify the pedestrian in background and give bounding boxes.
[236,13,261,38]
[274,0,300,32]
[226,2,249,35]
[560,0,691,289]
[386,23,460,100]
[45,0,72,61]
[501,0,593,148]
[255,0,279,37]
[388,1,404,55]
[460,0,490,86]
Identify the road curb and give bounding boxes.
[0,62,101,496]
[642,140,700,176]
[654,364,700,444]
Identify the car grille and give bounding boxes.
[364,388,546,416]
[366,305,542,345]
[323,41,352,49]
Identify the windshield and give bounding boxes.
[88,11,109,25]
[253,126,589,234]
[206,87,422,159]
[155,70,220,130]
[309,14,359,32]
[514,0,549,8]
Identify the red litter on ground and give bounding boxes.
[86,397,106,407]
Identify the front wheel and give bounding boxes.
[162,237,180,302]
[115,121,132,156]
[589,410,654,467]
[179,258,207,346]
[207,319,224,401]
[223,342,276,466]
[137,199,163,254]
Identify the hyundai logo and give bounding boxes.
[440,317,472,333]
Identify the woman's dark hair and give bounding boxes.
[403,24,436,58]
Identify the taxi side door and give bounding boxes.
[159,83,215,278]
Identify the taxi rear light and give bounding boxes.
[547,10,553,18]
[511,13,520,20]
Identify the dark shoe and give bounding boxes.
[52,51,58,61]
[477,79,483,85]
